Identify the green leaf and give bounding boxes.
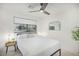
[72,28,79,41]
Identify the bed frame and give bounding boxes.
[50,49,61,56]
[17,46,61,56]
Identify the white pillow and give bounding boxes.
[17,34,28,40]
[17,34,37,40]
[27,34,37,38]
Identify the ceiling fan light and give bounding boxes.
[40,10,43,12]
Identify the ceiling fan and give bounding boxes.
[29,3,50,15]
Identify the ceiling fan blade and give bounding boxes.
[43,11,50,15]
[40,3,48,10]
[29,3,50,15]
[29,10,40,12]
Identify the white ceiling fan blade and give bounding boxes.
[43,11,50,15]
[29,10,40,12]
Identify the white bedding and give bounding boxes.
[17,35,60,56]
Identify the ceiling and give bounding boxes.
[0,3,79,20]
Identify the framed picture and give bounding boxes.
[49,21,61,31]
[13,16,37,34]
[14,23,37,34]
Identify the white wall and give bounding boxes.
[38,4,79,54]
[0,3,79,54]
[0,4,40,42]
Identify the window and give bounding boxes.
[49,21,61,31]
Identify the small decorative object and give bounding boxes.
[72,27,79,41]
[49,21,61,31]
[12,38,15,41]
[7,33,15,41]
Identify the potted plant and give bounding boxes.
[72,27,79,41]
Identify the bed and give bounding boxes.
[16,34,61,56]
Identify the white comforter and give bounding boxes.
[17,36,60,56]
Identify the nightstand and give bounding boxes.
[5,40,17,54]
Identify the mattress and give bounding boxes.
[17,35,60,56]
